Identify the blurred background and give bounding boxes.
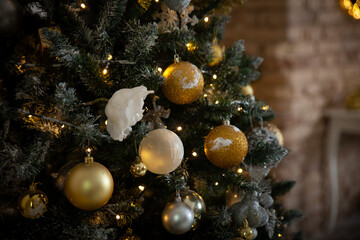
[222,0,360,239]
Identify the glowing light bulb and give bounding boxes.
[204,16,209,22]
[28,115,32,118]
[107,54,113,61]
[61,124,65,128]
[192,152,198,157]
[155,0,159,2]
[102,68,108,75]
[343,0,353,10]
[209,83,214,87]
[212,74,217,79]
[237,107,243,112]
[203,94,208,97]
[353,3,360,19]
[105,120,108,126]
[157,67,163,73]
[237,168,243,174]
[215,100,219,104]
[262,105,269,111]
[278,233,282,237]
[86,148,92,153]
[177,126,182,131]
[116,215,121,220]
[80,3,86,9]
[138,185,145,191]
[215,182,219,186]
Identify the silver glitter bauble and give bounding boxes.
[252,228,258,239]
[229,198,269,228]
[259,193,274,208]
[164,0,191,11]
[162,201,194,235]
[247,127,278,152]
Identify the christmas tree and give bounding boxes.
[0,0,303,239]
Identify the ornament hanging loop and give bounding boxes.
[223,120,230,125]
[174,54,181,63]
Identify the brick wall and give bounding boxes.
[222,0,360,238]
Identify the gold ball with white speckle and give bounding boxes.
[204,124,248,168]
[162,61,204,105]
[65,161,114,210]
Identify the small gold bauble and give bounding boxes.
[119,228,141,240]
[18,184,48,219]
[204,123,248,168]
[64,156,114,211]
[209,44,224,66]
[239,219,254,240]
[264,122,284,147]
[130,157,147,177]
[241,85,254,96]
[226,188,244,208]
[162,61,204,105]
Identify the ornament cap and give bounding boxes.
[84,153,94,164]
[223,120,230,125]
[174,54,181,63]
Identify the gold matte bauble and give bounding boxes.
[119,228,141,240]
[226,189,244,208]
[162,61,204,105]
[168,190,206,227]
[241,85,254,96]
[18,184,48,219]
[130,157,147,177]
[64,157,114,211]
[209,44,224,66]
[264,122,284,147]
[238,219,254,240]
[139,129,184,174]
[204,123,248,168]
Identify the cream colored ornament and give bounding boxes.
[162,58,204,105]
[204,121,248,168]
[64,153,114,210]
[241,85,254,96]
[139,129,184,174]
[105,86,154,141]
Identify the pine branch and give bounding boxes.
[271,181,296,198]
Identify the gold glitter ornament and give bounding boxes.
[241,85,254,96]
[64,153,114,210]
[130,156,147,177]
[162,57,204,105]
[238,219,254,240]
[18,183,48,219]
[119,228,141,240]
[209,43,225,66]
[264,122,284,147]
[204,121,248,168]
